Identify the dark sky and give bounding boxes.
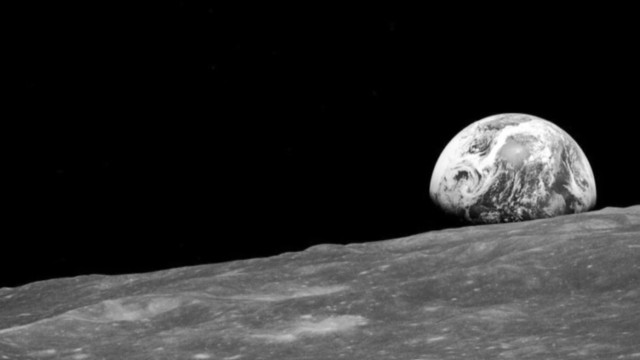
[5,4,638,287]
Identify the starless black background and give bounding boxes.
[4,4,638,287]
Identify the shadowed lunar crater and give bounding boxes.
[1,206,639,359]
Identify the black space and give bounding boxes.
[4,4,639,287]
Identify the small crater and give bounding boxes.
[250,315,368,343]
[64,296,182,323]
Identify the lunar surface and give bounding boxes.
[430,113,597,224]
[1,206,639,359]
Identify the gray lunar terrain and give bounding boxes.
[1,205,639,359]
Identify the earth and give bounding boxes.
[429,113,597,224]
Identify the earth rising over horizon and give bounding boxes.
[430,113,597,224]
